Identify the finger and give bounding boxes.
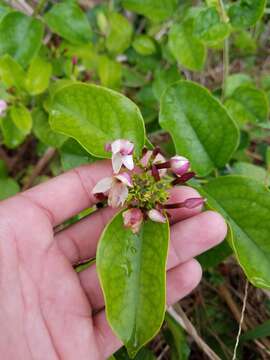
[21,160,112,226]
[56,186,202,264]
[93,259,202,359]
[78,211,226,311]
[167,210,227,269]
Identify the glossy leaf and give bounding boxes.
[198,241,232,269]
[132,36,156,56]
[194,7,230,43]
[159,81,239,176]
[44,2,92,45]
[10,104,32,135]
[32,108,66,148]
[122,0,178,22]
[0,54,25,89]
[152,65,181,100]
[98,56,122,90]
[50,83,145,158]
[97,212,169,357]
[105,13,133,55]
[0,115,26,149]
[225,86,269,125]
[232,162,269,185]
[0,178,20,200]
[224,73,254,98]
[199,176,270,289]
[25,56,52,95]
[169,20,206,71]
[60,138,95,171]
[0,11,44,68]
[228,0,266,29]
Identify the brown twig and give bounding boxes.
[167,306,222,360]
[23,147,56,190]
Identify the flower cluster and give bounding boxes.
[92,139,205,233]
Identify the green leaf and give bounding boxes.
[97,212,169,357]
[114,347,156,360]
[0,11,44,68]
[241,319,270,342]
[232,162,269,185]
[0,54,25,89]
[49,82,145,158]
[60,138,95,171]
[105,13,133,55]
[98,56,122,90]
[0,178,20,200]
[228,0,266,29]
[198,176,270,289]
[32,108,66,148]
[10,104,32,135]
[224,73,254,98]
[25,56,52,95]
[0,115,26,149]
[194,7,230,43]
[169,20,206,72]
[225,86,269,125]
[152,65,181,100]
[164,312,190,360]
[0,160,8,178]
[0,4,10,22]
[197,241,232,269]
[44,1,92,45]
[132,36,156,56]
[159,81,239,176]
[122,0,178,22]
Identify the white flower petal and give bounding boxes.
[148,209,166,223]
[122,155,134,170]
[108,183,128,208]
[111,140,122,154]
[112,152,123,173]
[115,172,133,187]
[92,177,113,194]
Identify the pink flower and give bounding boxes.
[148,209,166,223]
[0,100,7,116]
[140,150,167,177]
[106,139,134,173]
[123,208,144,233]
[92,172,132,208]
[170,155,190,176]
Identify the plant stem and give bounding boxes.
[33,0,47,16]
[222,37,229,100]
[218,0,230,101]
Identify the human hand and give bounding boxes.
[0,161,227,360]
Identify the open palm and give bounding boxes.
[0,161,226,360]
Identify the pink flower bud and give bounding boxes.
[72,56,78,65]
[183,197,205,209]
[148,209,166,223]
[170,155,190,176]
[140,150,153,167]
[0,99,7,116]
[123,208,143,233]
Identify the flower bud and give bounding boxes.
[148,209,166,223]
[123,208,143,234]
[183,197,205,209]
[170,155,190,176]
[0,99,7,116]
